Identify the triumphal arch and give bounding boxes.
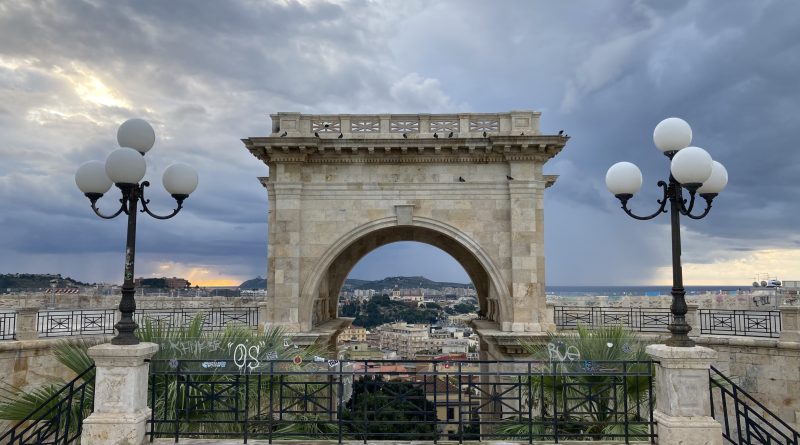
[243,111,568,357]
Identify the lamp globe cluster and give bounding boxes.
[605,117,727,198]
[75,119,198,201]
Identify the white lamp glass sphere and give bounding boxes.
[653,117,692,152]
[105,147,147,184]
[605,161,643,195]
[117,118,156,154]
[670,146,713,185]
[697,160,728,194]
[162,163,198,195]
[75,160,113,194]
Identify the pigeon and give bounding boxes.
[458,176,465,182]
[506,175,514,180]
[520,132,525,136]
[433,133,439,139]
[402,133,408,139]
[558,130,564,136]
[338,133,343,139]
[482,131,487,137]
[280,131,287,137]
[448,131,454,138]
[314,132,320,138]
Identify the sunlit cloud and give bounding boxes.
[652,248,800,286]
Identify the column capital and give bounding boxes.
[646,344,717,368]
[88,342,158,367]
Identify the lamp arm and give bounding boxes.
[677,187,698,215]
[139,181,184,220]
[619,180,669,221]
[89,195,127,220]
[684,194,715,220]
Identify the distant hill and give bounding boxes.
[239,277,267,289]
[0,273,89,289]
[343,275,471,291]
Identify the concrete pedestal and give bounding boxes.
[780,305,800,342]
[646,344,723,445]
[15,306,39,341]
[82,342,159,445]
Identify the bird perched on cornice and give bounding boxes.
[448,131,454,138]
[314,132,320,138]
[402,133,408,139]
[558,130,564,136]
[482,131,487,137]
[280,131,287,137]
[506,175,514,180]
[338,133,343,139]
[458,176,465,182]
[433,133,439,138]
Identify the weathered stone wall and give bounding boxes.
[0,337,107,389]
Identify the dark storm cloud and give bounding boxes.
[0,0,797,285]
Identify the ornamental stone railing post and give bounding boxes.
[646,344,722,445]
[15,306,39,341]
[687,303,700,338]
[82,343,158,445]
[780,305,800,342]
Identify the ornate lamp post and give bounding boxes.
[605,118,728,347]
[74,119,198,345]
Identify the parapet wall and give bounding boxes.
[0,294,264,310]
[547,291,783,310]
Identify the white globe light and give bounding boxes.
[117,118,155,154]
[105,147,147,184]
[697,161,728,194]
[653,117,692,153]
[605,162,643,195]
[670,146,713,185]
[75,161,113,194]
[162,163,198,196]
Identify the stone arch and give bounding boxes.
[299,217,511,331]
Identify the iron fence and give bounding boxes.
[700,310,781,338]
[135,307,259,330]
[0,365,95,445]
[710,366,799,444]
[148,359,656,443]
[37,309,117,337]
[34,307,259,337]
[553,306,672,333]
[0,311,15,340]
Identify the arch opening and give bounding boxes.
[300,220,510,331]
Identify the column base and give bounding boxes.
[654,410,723,445]
[82,409,150,445]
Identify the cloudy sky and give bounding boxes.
[1,0,798,287]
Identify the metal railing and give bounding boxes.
[37,309,117,337]
[710,366,799,444]
[148,359,656,443]
[700,310,781,338]
[0,311,15,340]
[34,307,259,338]
[553,306,672,332]
[0,365,95,445]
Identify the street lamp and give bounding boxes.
[75,119,198,345]
[605,117,728,347]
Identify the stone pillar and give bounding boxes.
[780,305,800,342]
[257,301,269,333]
[82,342,159,445]
[687,303,700,338]
[15,306,39,341]
[646,344,722,445]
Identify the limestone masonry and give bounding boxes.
[242,112,568,347]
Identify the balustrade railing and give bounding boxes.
[710,366,799,444]
[0,365,95,445]
[700,309,781,338]
[148,358,655,443]
[553,306,672,332]
[0,311,15,340]
[554,306,784,338]
[33,307,259,338]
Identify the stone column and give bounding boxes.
[15,306,39,341]
[646,344,722,445]
[82,342,159,445]
[780,305,800,342]
[687,303,700,338]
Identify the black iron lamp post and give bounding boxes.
[74,119,198,345]
[605,118,728,347]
